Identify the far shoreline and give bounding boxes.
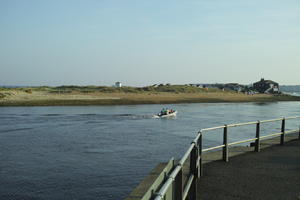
[1,93,300,107]
[1,85,300,107]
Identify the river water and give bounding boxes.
[1,102,300,200]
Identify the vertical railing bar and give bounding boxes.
[199,131,203,177]
[171,160,175,200]
[280,118,285,145]
[174,168,182,200]
[193,133,200,179]
[255,121,260,152]
[223,125,229,162]
[189,145,197,200]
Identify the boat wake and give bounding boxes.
[117,114,157,119]
[17,113,161,122]
[79,113,158,121]
[152,115,160,119]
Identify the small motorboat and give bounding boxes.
[157,108,177,118]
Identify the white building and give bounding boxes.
[115,82,122,88]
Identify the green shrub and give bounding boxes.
[25,89,32,94]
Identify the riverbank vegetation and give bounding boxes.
[0,85,221,93]
[1,85,300,106]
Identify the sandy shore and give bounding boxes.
[1,90,300,106]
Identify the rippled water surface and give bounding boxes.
[1,102,300,200]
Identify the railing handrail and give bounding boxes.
[153,116,300,200]
[200,116,300,132]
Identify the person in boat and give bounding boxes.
[161,108,168,115]
[160,108,166,115]
[158,108,176,116]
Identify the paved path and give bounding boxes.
[197,139,300,200]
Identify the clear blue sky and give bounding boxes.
[1,0,299,86]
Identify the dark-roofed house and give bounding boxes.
[253,78,279,94]
[224,83,244,92]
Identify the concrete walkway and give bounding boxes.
[197,138,300,200]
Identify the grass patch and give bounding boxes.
[0,93,5,99]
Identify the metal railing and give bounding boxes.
[153,116,300,200]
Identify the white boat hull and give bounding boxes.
[157,111,177,118]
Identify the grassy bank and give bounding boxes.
[1,85,300,106]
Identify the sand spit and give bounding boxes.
[1,89,300,106]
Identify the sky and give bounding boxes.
[0,0,300,86]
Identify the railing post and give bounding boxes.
[280,118,285,145]
[299,126,300,140]
[223,125,229,162]
[255,121,260,152]
[174,168,182,200]
[189,144,198,200]
[199,131,203,177]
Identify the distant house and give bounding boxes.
[224,83,244,92]
[115,82,122,88]
[189,84,204,88]
[203,84,220,89]
[253,78,279,94]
